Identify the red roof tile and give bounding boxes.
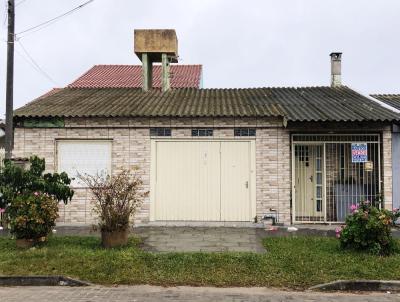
[68,64,202,89]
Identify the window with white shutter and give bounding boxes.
[57,140,112,187]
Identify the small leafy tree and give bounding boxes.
[0,156,74,209]
[79,168,148,233]
[337,201,400,255]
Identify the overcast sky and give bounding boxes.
[0,0,399,117]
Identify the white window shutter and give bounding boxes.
[57,141,112,186]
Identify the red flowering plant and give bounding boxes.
[337,200,400,255]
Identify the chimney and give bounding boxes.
[134,29,178,92]
[330,52,342,87]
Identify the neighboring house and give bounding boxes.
[68,64,203,89]
[12,30,400,226]
[370,94,400,210]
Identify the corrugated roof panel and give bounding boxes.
[14,86,400,122]
[371,94,400,111]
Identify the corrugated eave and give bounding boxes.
[14,86,400,122]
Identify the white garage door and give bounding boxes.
[151,140,255,221]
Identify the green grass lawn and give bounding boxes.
[0,236,399,289]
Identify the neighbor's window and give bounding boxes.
[57,140,112,187]
[192,129,213,136]
[234,128,256,137]
[150,128,171,136]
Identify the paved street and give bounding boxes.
[0,286,399,302]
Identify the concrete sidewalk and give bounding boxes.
[0,285,399,302]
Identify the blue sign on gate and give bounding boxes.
[351,143,368,163]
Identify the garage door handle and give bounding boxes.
[245,181,249,188]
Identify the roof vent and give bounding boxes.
[330,52,342,87]
[134,29,178,92]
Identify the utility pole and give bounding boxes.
[5,0,15,159]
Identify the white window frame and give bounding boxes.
[56,139,112,188]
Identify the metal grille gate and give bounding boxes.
[292,134,381,223]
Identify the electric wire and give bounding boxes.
[16,40,58,84]
[16,0,94,38]
[16,0,28,6]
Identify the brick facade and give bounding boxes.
[382,128,393,210]
[12,117,393,225]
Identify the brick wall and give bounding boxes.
[382,127,393,210]
[13,117,292,225]
[13,118,393,225]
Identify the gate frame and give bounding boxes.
[291,133,381,224]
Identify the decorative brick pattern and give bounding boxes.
[382,128,393,209]
[12,117,393,225]
[255,128,291,224]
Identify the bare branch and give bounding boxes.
[78,168,149,232]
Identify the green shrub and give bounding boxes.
[6,192,59,239]
[0,156,74,209]
[0,156,74,239]
[337,201,400,255]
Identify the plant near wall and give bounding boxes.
[0,156,74,247]
[7,192,59,242]
[0,156,74,208]
[336,201,400,256]
[78,168,148,248]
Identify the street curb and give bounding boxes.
[0,276,91,287]
[309,280,400,292]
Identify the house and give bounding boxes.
[12,30,399,225]
[68,64,203,89]
[370,94,400,211]
[34,63,202,100]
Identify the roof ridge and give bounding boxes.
[92,64,203,67]
[63,86,350,91]
[371,93,400,97]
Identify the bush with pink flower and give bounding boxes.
[337,200,400,255]
[7,192,59,240]
[0,156,74,245]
